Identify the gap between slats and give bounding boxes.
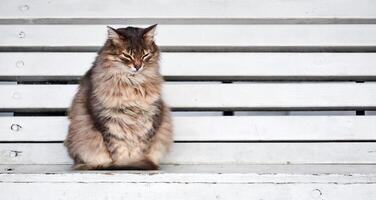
[3,46,376,52]
[4,18,376,25]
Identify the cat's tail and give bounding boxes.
[74,159,159,170]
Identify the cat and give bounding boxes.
[64,24,173,170]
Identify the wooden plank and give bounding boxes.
[1,25,376,50]
[1,0,376,24]
[1,164,376,199]
[0,182,376,200]
[0,182,375,200]
[1,143,376,165]
[1,116,376,142]
[1,83,376,111]
[1,53,376,81]
[2,164,376,178]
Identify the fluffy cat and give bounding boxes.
[64,24,173,170]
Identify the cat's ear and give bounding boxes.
[107,26,120,40]
[143,24,157,43]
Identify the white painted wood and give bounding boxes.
[172,111,222,117]
[1,164,376,199]
[3,164,376,177]
[1,83,376,110]
[1,143,376,165]
[1,116,376,141]
[1,165,376,184]
[1,0,376,21]
[286,111,355,116]
[2,25,376,48]
[1,182,375,200]
[1,53,376,80]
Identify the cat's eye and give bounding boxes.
[122,53,133,61]
[142,53,151,60]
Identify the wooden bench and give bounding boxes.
[1,0,376,199]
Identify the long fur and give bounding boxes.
[64,25,173,170]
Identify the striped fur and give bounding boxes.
[64,25,173,170]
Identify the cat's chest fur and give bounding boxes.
[94,75,160,130]
[90,72,162,161]
[93,70,161,108]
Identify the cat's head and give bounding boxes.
[102,24,160,75]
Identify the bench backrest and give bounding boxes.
[1,0,376,165]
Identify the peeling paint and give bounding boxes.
[9,150,22,157]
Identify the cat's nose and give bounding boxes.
[134,65,141,71]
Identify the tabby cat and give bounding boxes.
[64,24,173,170]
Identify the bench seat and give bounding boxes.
[1,0,376,199]
[1,164,376,199]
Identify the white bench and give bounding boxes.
[1,0,376,199]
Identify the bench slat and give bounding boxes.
[1,83,376,111]
[1,181,376,200]
[1,164,376,200]
[1,25,376,50]
[1,116,376,141]
[1,53,376,81]
[1,143,376,164]
[3,164,376,175]
[1,0,376,23]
